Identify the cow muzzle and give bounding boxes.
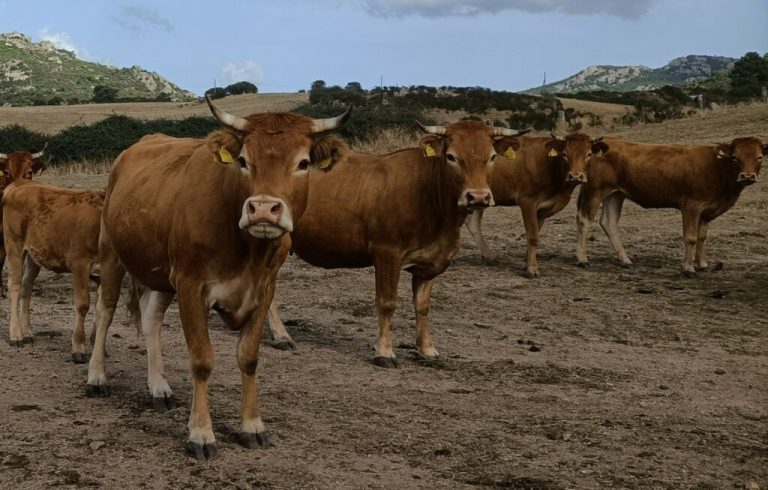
[567,172,587,185]
[239,195,293,240]
[460,188,495,209]
[737,173,757,185]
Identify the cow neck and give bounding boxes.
[548,155,570,193]
[717,156,744,199]
[421,153,464,231]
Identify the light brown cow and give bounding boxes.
[2,181,103,362]
[0,148,46,295]
[576,137,766,275]
[85,97,350,460]
[267,121,528,367]
[466,133,608,277]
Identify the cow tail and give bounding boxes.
[127,275,142,337]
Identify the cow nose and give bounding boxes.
[738,173,757,184]
[464,189,494,208]
[568,172,587,184]
[246,198,283,225]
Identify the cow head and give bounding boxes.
[714,137,765,186]
[417,120,529,209]
[545,133,608,185]
[0,146,47,185]
[206,96,350,240]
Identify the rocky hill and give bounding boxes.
[526,55,735,94]
[0,32,195,106]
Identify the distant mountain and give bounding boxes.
[525,55,736,94]
[0,32,196,106]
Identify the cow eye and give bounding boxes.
[446,153,457,163]
[297,159,310,171]
[490,154,497,163]
[237,156,247,168]
[587,152,592,158]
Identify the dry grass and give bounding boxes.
[350,128,420,154]
[46,159,112,176]
[0,93,308,134]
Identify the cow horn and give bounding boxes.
[206,95,249,131]
[591,136,604,143]
[31,142,48,159]
[311,105,352,133]
[0,152,7,160]
[550,132,564,141]
[416,121,447,135]
[494,127,531,137]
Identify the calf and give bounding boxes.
[466,133,607,277]
[268,121,528,366]
[576,137,766,275]
[3,181,103,362]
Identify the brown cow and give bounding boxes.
[267,121,528,367]
[466,133,608,277]
[85,97,350,459]
[576,137,766,275]
[0,148,46,295]
[2,181,103,362]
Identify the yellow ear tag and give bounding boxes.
[504,147,516,159]
[318,157,332,170]
[35,167,44,176]
[716,149,726,159]
[424,144,437,157]
[218,147,234,164]
[548,148,559,157]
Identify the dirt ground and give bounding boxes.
[1,116,767,489]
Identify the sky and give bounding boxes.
[0,0,766,95]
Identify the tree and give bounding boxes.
[225,81,258,95]
[729,51,768,99]
[309,80,328,105]
[92,85,119,103]
[205,87,227,100]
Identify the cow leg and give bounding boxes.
[519,199,541,278]
[0,241,6,298]
[70,263,92,364]
[86,230,125,397]
[412,274,438,359]
[176,284,216,460]
[681,207,701,277]
[141,290,175,411]
[599,193,632,267]
[237,289,272,450]
[695,219,711,270]
[575,189,603,267]
[6,242,25,347]
[372,253,401,368]
[19,256,41,345]
[266,299,296,350]
[465,209,493,261]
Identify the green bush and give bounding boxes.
[225,81,258,95]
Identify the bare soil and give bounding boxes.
[0,111,767,489]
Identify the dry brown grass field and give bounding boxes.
[0,102,766,489]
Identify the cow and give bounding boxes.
[0,148,46,295]
[465,133,608,278]
[2,181,103,362]
[266,121,528,367]
[84,96,351,460]
[575,137,766,276]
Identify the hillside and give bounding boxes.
[526,55,735,94]
[0,32,195,106]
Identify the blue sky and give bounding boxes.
[0,0,766,94]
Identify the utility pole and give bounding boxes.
[380,75,383,89]
[540,72,546,95]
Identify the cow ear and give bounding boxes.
[311,135,348,171]
[419,134,445,158]
[207,130,243,164]
[592,141,609,157]
[762,144,768,156]
[544,139,564,157]
[493,136,521,159]
[714,143,733,159]
[31,159,47,175]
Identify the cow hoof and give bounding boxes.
[681,270,697,279]
[372,356,399,368]
[72,352,89,364]
[269,339,297,351]
[239,431,270,449]
[185,441,218,460]
[151,395,177,412]
[619,262,633,269]
[522,270,539,279]
[9,340,23,348]
[85,384,111,398]
[21,336,34,346]
[576,261,590,268]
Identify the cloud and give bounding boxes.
[363,0,655,19]
[38,28,94,60]
[221,60,265,85]
[114,5,174,32]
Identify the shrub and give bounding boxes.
[225,81,258,95]
[93,85,119,103]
